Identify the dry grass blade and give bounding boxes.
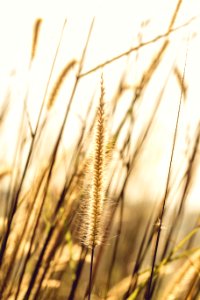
[162,249,200,300]
[79,16,196,78]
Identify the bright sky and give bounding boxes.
[0,0,200,209]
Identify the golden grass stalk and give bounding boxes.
[80,76,107,250]
[87,75,108,300]
[47,60,77,110]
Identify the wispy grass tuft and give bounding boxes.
[80,75,107,249]
[47,60,77,110]
[77,75,110,299]
[31,18,42,61]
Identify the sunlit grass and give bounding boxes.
[0,2,200,299]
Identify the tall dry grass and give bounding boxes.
[0,2,200,300]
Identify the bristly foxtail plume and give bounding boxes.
[81,75,107,249]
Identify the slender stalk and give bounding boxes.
[145,26,189,300]
[79,17,195,78]
[68,247,88,300]
[88,246,95,300]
